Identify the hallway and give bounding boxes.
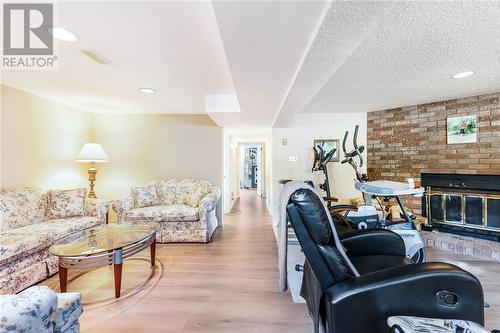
[42,189,311,332]
[229,189,265,216]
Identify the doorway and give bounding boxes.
[222,127,272,215]
[239,143,265,198]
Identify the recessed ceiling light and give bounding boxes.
[452,71,474,79]
[50,27,78,42]
[139,88,156,94]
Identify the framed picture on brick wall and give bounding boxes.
[447,115,477,144]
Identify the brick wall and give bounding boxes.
[367,92,500,214]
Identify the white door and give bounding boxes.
[256,145,264,197]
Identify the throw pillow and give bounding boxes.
[131,185,159,208]
[184,184,210,208]
[155,179,177,205]
[174,179,198,204]
[0,187,47,232]
[48,189,86,219]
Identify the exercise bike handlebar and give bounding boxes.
[342,130,349,156]
[341,125,365,167]
[353,125,360,150]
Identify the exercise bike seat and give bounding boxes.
[355,180,424,196]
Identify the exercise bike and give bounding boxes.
[312,142,358,233]
[340,125,426,263]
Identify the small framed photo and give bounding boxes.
[447,115,477,144]
[313,139,340,162]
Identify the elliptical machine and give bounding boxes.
[340,125,426,263]
[312,142,336,195]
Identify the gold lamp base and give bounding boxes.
[87,167,97,199]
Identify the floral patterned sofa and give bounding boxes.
[0,286,82,333]
[0,187,108,295]
[112,179,221,243]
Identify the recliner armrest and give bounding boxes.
[324,263,484,333]
[329,204,358,211]
[340,229,405,256]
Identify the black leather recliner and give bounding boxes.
[286,188,484,333]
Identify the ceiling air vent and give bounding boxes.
[81,49,111,65]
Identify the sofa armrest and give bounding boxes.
[324,263,484,333]
[199,187,221,224]
[84,198,109,224]
[111,196,134,223]
[54,292,82,333]
[0,286,58,333]
[339,229,406,257]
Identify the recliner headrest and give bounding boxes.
[289,189,332,245]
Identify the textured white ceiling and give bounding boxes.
[275,1,500,124]
[273,1,395,126]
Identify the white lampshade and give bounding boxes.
[77,143,109,163]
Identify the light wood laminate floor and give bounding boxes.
[41,190,311,332]
[40,190,499,332]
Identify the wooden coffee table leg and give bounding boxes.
[150,238,156,267]
[113,248,123,298]
[59,264,67,292]
[113,263,122,298]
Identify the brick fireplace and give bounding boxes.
[367,92,500,217]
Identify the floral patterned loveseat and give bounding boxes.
[0,187,108,294]
[112,179,221,243]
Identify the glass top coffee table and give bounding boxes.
[49,222,159,298]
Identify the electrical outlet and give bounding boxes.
[288,155,298,162]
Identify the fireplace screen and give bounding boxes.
[427,190,500,230]
[465,196,483,225]
[445,195,462,222]
[488,199,500,229]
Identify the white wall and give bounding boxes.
[93,113,224,223]
[271,112,367,224]
[1,85,92,190]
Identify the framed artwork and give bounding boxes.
[313,139,340,162]
[447,115,477,144]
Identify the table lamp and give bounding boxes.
[77,143,109,198]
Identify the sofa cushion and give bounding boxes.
[42,216,102,240]
[0,233,51,266]
[184,183,210,208]
[0,216,101,266]
[48,189,86,219]
[125,204,199,222]
[155,179,177,205]
[125,205,163,220]
[131,185,159,208]
[173,179,199,204]
[0,187,47,232]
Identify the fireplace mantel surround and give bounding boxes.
[422,173,500,241]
